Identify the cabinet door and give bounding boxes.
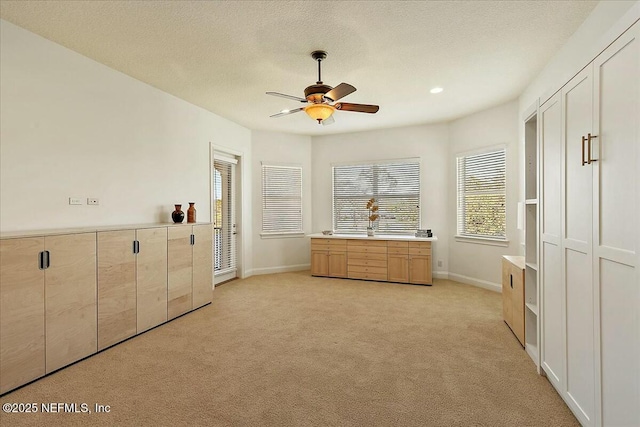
[137,227,168,333]
[593,22,639,427]
[0,237,45,394]
[409,255,432,285]
[388,254,409,283]
[45,233,97,373]
[310,251,329,276]
[511,266,525,346]
[563,67,595,423]
[540,93,565,388]
[192,224,213,309]
[97,230,136,351]
[501,259,513,328]
[168,226,193,320]
[328,251,347,278]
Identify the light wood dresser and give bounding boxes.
[309,234,437,285]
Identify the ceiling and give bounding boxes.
[0,1,598,136]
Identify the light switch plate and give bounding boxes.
[69,197,82,205]
[87,198,99,205]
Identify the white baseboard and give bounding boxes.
[252,263,311,276]
[447,272,501,293]
[433,271,449,280]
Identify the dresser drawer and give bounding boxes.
[387,241,409,249]
[347,239,388,247]
[388,246,408,255]
[409,241,431,255]
[347,252,387,261]
[348,271,388,281]
[347,245,387,254]
[348,264,387,275]
[348,257,387,268]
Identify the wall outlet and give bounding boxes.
[87,198,99,205]
[437,260,443,268]
[69,197,83,205]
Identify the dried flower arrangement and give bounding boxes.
[366,197,379,228]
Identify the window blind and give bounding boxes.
[262,164,303,234]
[456,149,506,239]
[333,160,420,234]
[213,158,237,276]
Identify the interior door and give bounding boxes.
[562,67,595,425]
[213,153,238,284]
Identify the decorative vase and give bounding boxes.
[367,227,375,237]
[172,204,185,223]
[187,202,196,223]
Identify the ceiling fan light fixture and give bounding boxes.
[304,103,335,124]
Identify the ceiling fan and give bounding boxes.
[266,50,379,125]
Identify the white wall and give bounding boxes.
[311,124,450,275]
[0,19,254,275]
[251,130,312,275]
[448,101,520,291]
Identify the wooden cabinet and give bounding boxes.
[311,236,435,285]
[97,230,137,351]
[0,222,212,394]
[310,238,347,278]
[45,233,97,373]
[502,256,525,347]
[192,224,213,309]
[136,227,168,333]
[0,237,45,394]
[408,242,432,285]
[168,224,213,319]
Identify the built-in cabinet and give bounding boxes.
[538,21,639,427]
[502,256,525,347]
[310,238,348,277]
[310,235,436,285]
[0,223,213,395]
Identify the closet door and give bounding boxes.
[562,67,595,425]
[540,93,564,389]
[592,22,639,427]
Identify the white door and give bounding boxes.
[592,22,639,427]
[540,93,564,390]
[562,66,596,426]
[213,153,237,284]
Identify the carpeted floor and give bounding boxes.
[0,272,578,426]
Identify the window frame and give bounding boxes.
[331,158,421,235]
[260,162,304,238]
[455,146,509,246]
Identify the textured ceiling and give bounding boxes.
[0,1,598,136]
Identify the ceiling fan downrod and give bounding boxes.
[311,50,327,84]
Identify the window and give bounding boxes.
[456,148,506,241]
[333,159,420,234]
[261,163,303,236]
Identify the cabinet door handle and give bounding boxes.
[38,251,45,270]
[581,135,588,166]
[44,251,50,269]
[133,240,140,254]
[510,274,513,289]
[190,234,195,245]
[587,133,598,164]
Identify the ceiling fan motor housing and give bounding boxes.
[304,84,332,103]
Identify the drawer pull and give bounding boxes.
[510,274,513,289]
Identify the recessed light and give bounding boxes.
[430,87,443,94]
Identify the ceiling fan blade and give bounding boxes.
[335,102,379,114]
[324,83,356,102]
[269,107,305,118]
[322,115,335,126]
[266,92,308,103]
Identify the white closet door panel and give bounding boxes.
[541,96,562,239]
[596,32,638,253]
[599,259,639,427]
[563,70,593,244]
[565,249,595,424]
[542,241,564,387]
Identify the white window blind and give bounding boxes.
[213,157,237,276]
[261,164,303,235]
[333,160,420,234]
[456,148,506,239]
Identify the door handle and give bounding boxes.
[587,133,598,164]
[581,135,588,166]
